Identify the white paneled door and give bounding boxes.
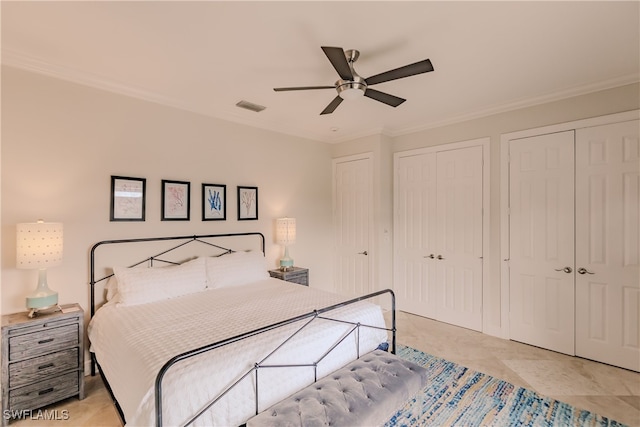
[394,152,437,318]
[436,147,484,330]
[509,131,576,355]
[333,155,373,297]
[508,119,640,371]
[575,120,640,372]
[394,144,483,331]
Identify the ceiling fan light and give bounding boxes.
[339,87,365,100]
[336,77,366,100]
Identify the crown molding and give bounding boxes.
[389,73,640,138]
[1,48,328,142]
[3,48,638,144]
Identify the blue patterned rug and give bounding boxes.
[385,345,626,427]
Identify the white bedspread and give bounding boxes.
[88,278,388,426]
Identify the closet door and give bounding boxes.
[394,144,484,331]
[435,147,483,330]
[575,120,640,371]
[394,152,437,317]
[509,131,575,355]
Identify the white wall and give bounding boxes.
[1,66,334,316]
[332,82,640,336]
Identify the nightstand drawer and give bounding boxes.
[9,371,78,411]
[9,348,79,388]
[7,316,79,336]
[284,273,307,285]
[9,324,79,361]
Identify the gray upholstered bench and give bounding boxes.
[247,349,428,427]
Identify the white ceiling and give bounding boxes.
[2,1,639,143]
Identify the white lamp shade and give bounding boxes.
[16,221,63,269]
[276,218,296,246]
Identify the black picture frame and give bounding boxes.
[237,186,258,220]
[202,183,226,221]
[162,179,190,221]
[110,175,146,221]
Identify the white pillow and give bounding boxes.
[114,257,207,306]
[105,275,120,302]
[106,263,171,301]
[206,251,269,289]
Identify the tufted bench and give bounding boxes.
[246,350,428,427]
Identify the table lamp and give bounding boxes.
[276,217,296,271]
[16,220,63,317]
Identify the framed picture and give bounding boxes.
[237,186,258,220]
[110,175,146,221]
[162,180,190,221]
[202,183,226,221]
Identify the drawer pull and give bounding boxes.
[38,338,54,345]
[38,388,54,396]
[38,363,55,370]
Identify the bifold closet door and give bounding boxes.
[509,131,576,355]
[575,120,640,372]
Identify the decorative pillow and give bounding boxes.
[206,251,269,289]
[114,257,207,306]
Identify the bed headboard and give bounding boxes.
[89,232,265,317]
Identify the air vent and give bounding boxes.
[236,100,266,112]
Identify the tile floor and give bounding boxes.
[9,311,640,426]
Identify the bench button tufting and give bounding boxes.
[247,351,428,427]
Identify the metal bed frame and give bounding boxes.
[89,232,396,427]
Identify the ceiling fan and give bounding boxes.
[274,46,434,115]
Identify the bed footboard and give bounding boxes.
[155,288,396,427]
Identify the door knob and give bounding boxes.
[424,254,435,259]
[358,251,368,256]
[577,267,594,275]
[554,266,572,274]
[437,255,444,260]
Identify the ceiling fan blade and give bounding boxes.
[364,88,406,107]
[320,96,343,115]
[321,46,353,81]
[274,86,335,92]
[365,59,434,86]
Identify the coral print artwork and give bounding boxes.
[202,184,226,221]
[237,186,258,220]
[162,180,190,220]
[110,176,146,221]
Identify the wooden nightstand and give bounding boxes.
[1,304,85,425]
[269,267,309,286]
